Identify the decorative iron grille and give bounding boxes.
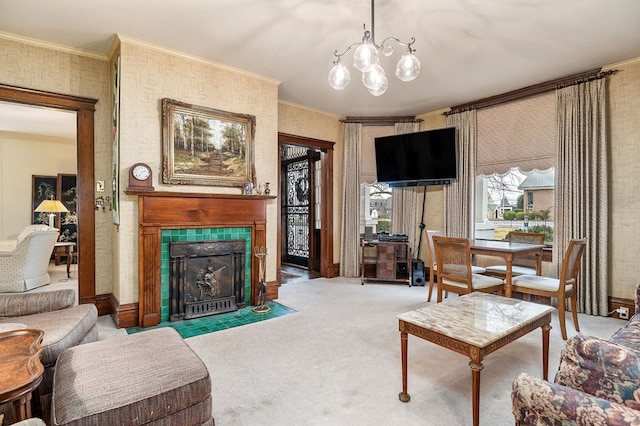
[284,157,309,266]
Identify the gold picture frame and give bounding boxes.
[162,98,256,187]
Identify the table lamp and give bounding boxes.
[35,197,69,229]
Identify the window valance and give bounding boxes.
[477,92,556,175]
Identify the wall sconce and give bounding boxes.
[95,196,112,211]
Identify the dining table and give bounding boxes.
[470,239,545,297]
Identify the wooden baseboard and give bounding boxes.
[326,263,340,278]
[266,279,280,301]
[94,293,112,316]
[109,293,139,329]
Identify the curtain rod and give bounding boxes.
[342,116,422,126]
[444,68,618,116]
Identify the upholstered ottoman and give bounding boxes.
[51,327,213,425]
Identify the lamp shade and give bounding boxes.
[35,199,68,230]
[35,199,69,213]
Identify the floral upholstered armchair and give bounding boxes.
[512,283,640,425]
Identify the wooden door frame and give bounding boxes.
[278,133,335,279]
[0,84,97,304]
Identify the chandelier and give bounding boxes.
[328,0,421,96]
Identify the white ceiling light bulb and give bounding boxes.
[396,50,421,82]
[368,75,388,96]
[353,35,379,72]
[362,63,386,90]
[328,59,351,90]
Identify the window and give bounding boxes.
[475,168,554,242]
[361,183,392,236]
[474,92,557,243]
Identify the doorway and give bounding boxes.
[0,84,97,304]
[277,133,335,282]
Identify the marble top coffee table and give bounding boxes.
[397,292,554,426]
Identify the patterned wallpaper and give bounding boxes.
[606,58,640,299]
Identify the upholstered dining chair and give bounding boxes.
[432,236,504,303]
[511,238,588,340]
[484,231,546,278]
[426,230,486,302]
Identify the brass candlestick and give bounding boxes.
[253,246,270,313]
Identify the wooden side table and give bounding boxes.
[0,329,45,422]
[54,242,76,278]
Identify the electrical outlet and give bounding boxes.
[618,307,630,320]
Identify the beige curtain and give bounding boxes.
[556,78,608,316]
[444,110,477,238]
[339,122,362,277]
[391,122,420,253]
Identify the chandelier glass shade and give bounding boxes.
[328,1,420,96]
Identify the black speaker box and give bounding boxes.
[412,259,425,286]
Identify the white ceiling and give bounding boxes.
[0,101,76,139]
[1,0,640,122]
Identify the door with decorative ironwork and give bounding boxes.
[281,146,320,269]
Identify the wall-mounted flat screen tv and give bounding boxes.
[374,127,458,187]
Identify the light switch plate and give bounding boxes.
[96,180,105,192]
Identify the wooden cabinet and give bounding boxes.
[360,240,412,285]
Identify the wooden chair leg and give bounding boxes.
[570,294,580,333]
[427,272,435,302]
[437,284,443,303]
[558,299,568,340]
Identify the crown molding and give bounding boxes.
[278,100,342,119]
[116,34,280,86]
[0,31,108,61]
[602,55,640,71]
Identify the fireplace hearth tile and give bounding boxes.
[126,301,296,338]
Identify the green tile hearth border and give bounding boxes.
[126,301,296,338]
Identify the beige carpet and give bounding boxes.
[184,278,625,426]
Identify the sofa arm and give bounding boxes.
[512,373,640,425]
[555,335,640,407]
[0,239,17,251]
[0,290,75,317]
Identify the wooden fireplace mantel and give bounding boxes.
[127,190,276,328]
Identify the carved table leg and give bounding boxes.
[399,330,410,402]
[469,360,484,426]
[12,392,32,421]
[504,254,514,297]
[542,322,551,380]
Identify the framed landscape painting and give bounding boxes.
[161,98,256,187]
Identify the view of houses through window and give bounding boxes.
[361,168,554,244]
[361,183,392,236]
[475,168,555,243]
